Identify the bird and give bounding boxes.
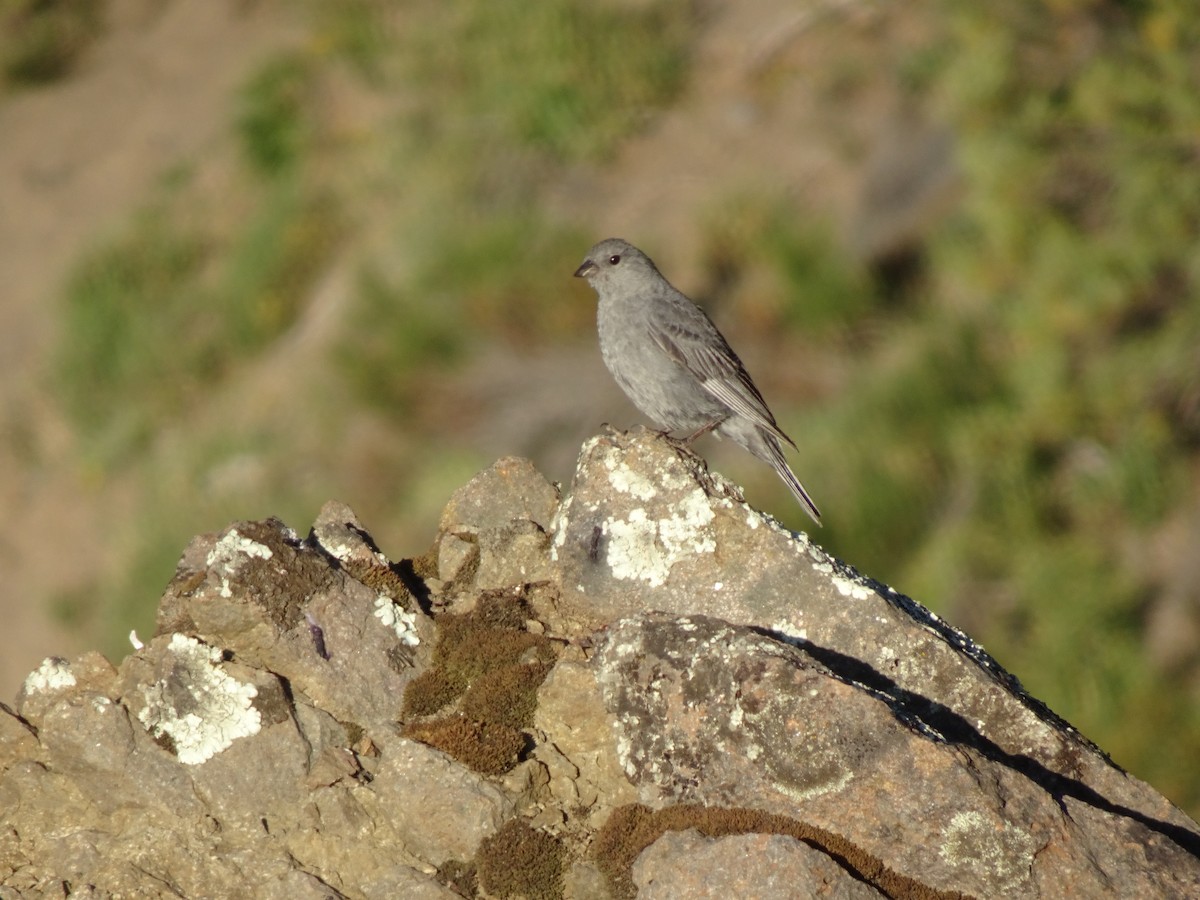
[574,237,822,526]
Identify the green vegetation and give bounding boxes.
[56,201,209,447]
[917,1,1200,809]
[402,0,693,162]
[0,0,101,86]
[30,0,1200,819]
[791,1,1200,812]
[55,176,341,461]
[343,216,592,415]
[685,1,1200,817]
[236,51,315,176]
[700,196,876,334]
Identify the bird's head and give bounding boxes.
[574,238,658,292]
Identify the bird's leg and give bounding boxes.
[678,417,725,445]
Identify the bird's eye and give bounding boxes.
[608,255,621,265]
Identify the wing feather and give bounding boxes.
[649,299,796,449]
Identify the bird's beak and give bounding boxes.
[574,259,597,278]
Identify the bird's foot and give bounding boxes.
[602,423,667,442]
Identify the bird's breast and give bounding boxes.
[596,295,726,431]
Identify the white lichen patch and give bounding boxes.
[205,529,273,598]
[374,596,421,647]
[320,536,390,567]
[548,495,575,561]
[832,574,872,601]
[770,622,808,644]
[206,529,272,568]
[604,489,716,587]
[939,810,1035,894]
[137,633,261,766]
[23,658,76,694]
[320,539,353,562]
[660,491,717,548]
[604,515,669,583]
[729,701,744,728]
[603,454,659,501]
[748,509,802,544]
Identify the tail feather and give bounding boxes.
[720,418,823,526]
[762,433,822,526]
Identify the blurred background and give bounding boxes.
[2,0,1198,816]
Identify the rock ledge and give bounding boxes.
[3,433,1197,898]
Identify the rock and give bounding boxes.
[439,455,561,534]
[2,432,1197,898]
[371,738,515,862]
[535,659,639,818]
[633,829,885,899]
[591,613,1137,897]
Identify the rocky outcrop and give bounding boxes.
[3,432,1198,898]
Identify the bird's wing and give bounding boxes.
[649,296,796,449]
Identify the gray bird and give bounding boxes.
[575,237,822,525]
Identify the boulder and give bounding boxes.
[2,432,1196,898]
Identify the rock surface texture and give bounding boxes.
[2,432,1198,898]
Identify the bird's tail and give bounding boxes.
[763,433,822,526]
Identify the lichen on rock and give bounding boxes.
[2,431,1197,899]
[133,633,261,765]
